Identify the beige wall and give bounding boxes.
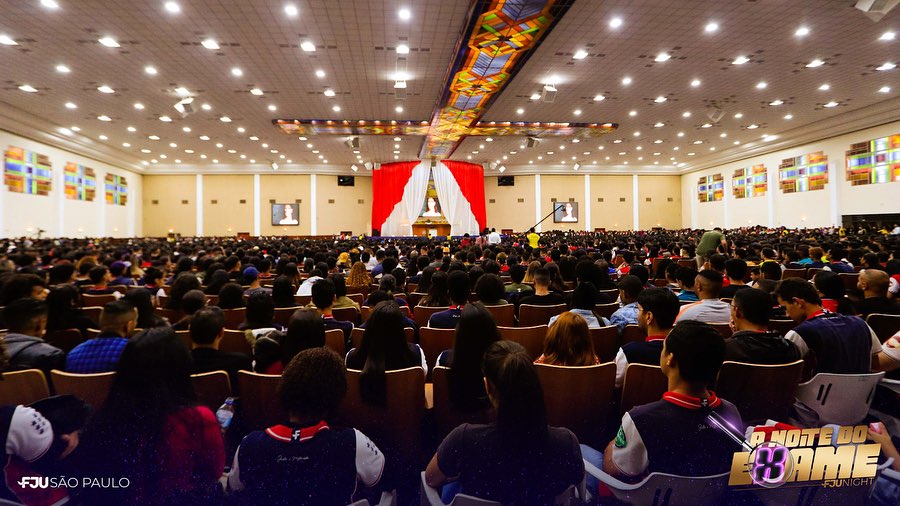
[541,175,584,232]
[142,175,196,236]
[202,175,254,236]
[260,174,311,236]
[637,175,682,229]
[484,175,536,232]
[591,175,634,230]
[315,175,372,236]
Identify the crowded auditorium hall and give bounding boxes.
[1,1,899,505]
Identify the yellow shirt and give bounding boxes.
[527,232,540,249]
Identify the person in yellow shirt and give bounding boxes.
[527,228,540,250]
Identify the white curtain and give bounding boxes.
[380,161,430,236]
[434,162,480,236]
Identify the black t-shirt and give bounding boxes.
[724,330,800,365]
[436,423,583,504]
[517,292,568,307]
[719,283,751,299]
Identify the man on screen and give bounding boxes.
[278,205,298,225]
[560,202,577,222]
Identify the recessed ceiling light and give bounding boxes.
[201,103,211,110]
[182,126,192,133]
[201,38,219,50]
[122,142,131,147]
[732,55,750,65]
[306,143,313,148]
[219,116,231,122]
[200,135,210,140]
[55,64,70,73]
[573,49,589,60]
[613,139,622,143]
[284,4,299,17]
[633,131,640,136]
[516,108,524,115]
[876,62,896,71]
[756,81,767,89]
[98,36,120,48]
[159,115,172,122]
[573,109,582,115]
[41,0,60,8]
[315,69,326,79]
[486,137,493,142]
[126,126,136,132]
[701,123,712,128]
[693,140,704,144]
[164,2,180,13]
[654,96,667,103]
[795,26,810,37]
[393,137,401,142]
[300,40,316,52]
[824,101,839,108]
[141,149,151,153]
[396,44,410,55]
[395,105,403,113]
[769,99,784,106]
[784,114,793,119]
[65,102,77,109]
[311,150,319,154]
[69,126,80,132]
[97,85,115,94]
[398,7,411,20]
[593,94,605,101]
[0,35,17,45]
[734,112,743,118]
[268,104,277,111]
[212,159,218,163]
[148,135,160,140]
[169,142,177,148]
[734,140,740,145]
[654,122,665,128]
[654,52,670,62]
[323,89,336,97]
[618,151,627,155]
[174,86,190,97]
[332,105,341,112]
[621,76,632,85]
[97,115,111,121]
[690,79,701,87]
[805,59,825,69]
[653,139,663,144]
[262,143,269,148]
[720,133,727,138]
[240,154,246,159]
[628,110,637,117]
[227,149,236,153]
[763,135,777,142]
[144,66,158,75]
[250,88,263,96]
[231,67,243,77]
[529,92,541,100]
[879,86,891,93]
[677,132,685,137]
[704,22,719,33]
[609,17,623,28]
[747,124,758,129]
[880,31,895,41]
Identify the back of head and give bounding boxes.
[571,281,598,310]
[636,287,680,330]
[108,326,193,406]
[449,303,500,410]
[532,267,551,288]
[709,254,727,272]
[774,278,821,305]
[724,258,748,280]
[861,269,889,295]
[271,275,295,306]
[4,298,48,334]
[629,264,650,285]
[378,274,397,293]
[245,291,275,327]
[100,300,137,332]
[760,261,782,280]
[447,270,471,305]
[279,347,347,419]
[543,312,595,366]
[508,264,526,283]
[617,275,644,300]
[675,266,697,288]
[733,288,772,327]
[180,289,207,315]
[474,273,505,304]
[812,271,844,300]
[359,301,412,406]
[284,308,326,361]
[88,266,108,284]
[311,278,336,309]
[365,290,392,306]
[482,340,547,440]
[664,320,725,387]
[696,269,723,298]
[217,282,245,309]
[190,306,225,345]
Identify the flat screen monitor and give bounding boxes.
[498,176,515,186]
[338,175,355,186]
[553,201,579,223]
[272,203,300,226]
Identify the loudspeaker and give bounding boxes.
[855,0,900,21]
[541,84,557,103]
[345,137,360,149]
[706,107,725,123]
[526,137,539,148]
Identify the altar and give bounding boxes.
[412,223,451,237]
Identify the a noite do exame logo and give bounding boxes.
[729,425,882,490]
[17,477,131,489]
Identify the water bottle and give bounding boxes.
[216,397,236,431]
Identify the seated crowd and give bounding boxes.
[0,225,899,504]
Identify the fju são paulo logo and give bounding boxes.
[17,476,131,489]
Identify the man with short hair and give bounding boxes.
[227,348,385,503]
[66,300,136,373]
[610,275,644,334]
[855,269,900,318]
[3,299,65,373]
[428,271,471,329]
[725,288,800,364]
[84,266,121,297]
[189,307,252,383]
[243,266,271,297]
[675,267,699,302]
[517,267,567,308]
[696,227,726,269]
[775,278,881,375]
[614,288,679,387]
[108,261,136,286]
[677,270,731,324]
[503,264,534,297]
[311,278,354,345]
[172,289,208,331]
[824,247,854,273]
[224,255,243,280]
[370,250,387,277]
[719,258,750,299]
[581,320,743,489]
[487,228,501,245]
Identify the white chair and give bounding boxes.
[879,377,900,395]
[582,458,729,505]
[347,490,396,506]
[418,472,577,506]
[794,372,885,425]
[750,458,893,505]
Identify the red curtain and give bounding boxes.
[371,161,418,234]
[442,161,487,232]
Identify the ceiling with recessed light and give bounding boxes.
[0,0,897,175]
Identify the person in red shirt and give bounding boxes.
[68,327,225,504]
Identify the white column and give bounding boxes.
[310,174,317,235]
[253,174,260,236]
[534,174,542,232]
[195,174,203,236]
[829,161,841,226]
[632,174,639,230]
[583,174,591,231]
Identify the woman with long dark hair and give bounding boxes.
[345,301,425,406]
[124,287,168,328]
[217,282,245,310]
[165,272,201,310]
[420,270,450,307]
[439,303,500,413]
[69,327,224,504]
[45,284,94,335]
[425,340,583,503]
[271,275,297,308]
[203,269,229,295]
[417,265,437,294]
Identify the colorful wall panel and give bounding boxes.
[698,174,724,202]
[779,151,828,193]
[4,146,52,196]
[845,134,900,186]
[105,174,127,206]
[64,163,97,201]
[732,164,768,199]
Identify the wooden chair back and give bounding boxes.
[349,326,414,351]
[331,306,360,325]
[535,362,616,448]
[50,370,115,410]
[484,304,515,327]
[716,360,804,424]
[191,371,232,411]
[498,325,547,360]
[620,364,668,414]
[414,306,449,327]
[294,295,312,306]
[598,289,620,302]
[590,325,621,363]
[236,371,285,430]
[346,293,365,306]
[222,308,246,329]
[518,303,567,327]
[708,322,733,339]
[419,327,456,373]
[0,369,50,406]
[594,302,619,320]
[81,293,118,307]
[782,268,807,279]
[621,324,647,345]
[431,366,492,441]
[81,306,103,327]
[325,328,346,356]
[866,313,900,343]
[273,306,301,326]
[767,319,797,335]
[361,304,411,323]
[805,268,824,280]
[838,272,860,291]
[85,328,101,339]
[221,329,253,355]
[44,328,85,353]
[177,329,193,350]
